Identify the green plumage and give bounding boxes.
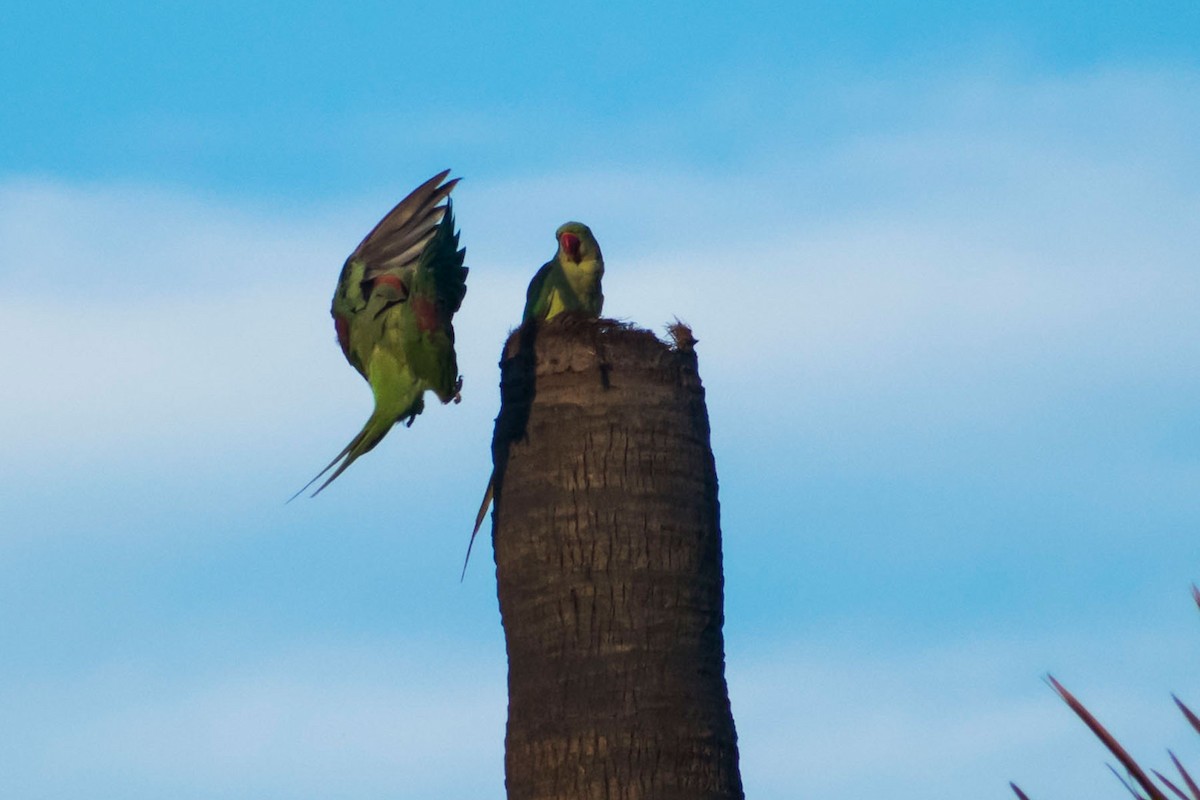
[295,170,467,498]
[522,221,604,322]
[463,221,604,576]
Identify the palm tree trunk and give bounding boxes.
[488,316,743,800]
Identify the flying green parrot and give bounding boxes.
[294,170,468,499]
[462,221,604,576]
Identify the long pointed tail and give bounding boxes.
[289,413,396,501]
[460,476,494,580]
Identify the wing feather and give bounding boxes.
[349,170,459,281]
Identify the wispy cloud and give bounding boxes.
[4,66,1199,536]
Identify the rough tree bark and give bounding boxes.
[487,315,743,800]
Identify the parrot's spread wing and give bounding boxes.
[423,198,468,321]
[402,195,467,403]
[351,169,459,282]
[330,170,459,371]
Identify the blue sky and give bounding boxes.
[2,2,1200,798]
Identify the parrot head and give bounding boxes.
[555,221,600,265]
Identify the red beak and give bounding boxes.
[559,232,581,262]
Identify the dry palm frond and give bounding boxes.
[1011,586,1200,800]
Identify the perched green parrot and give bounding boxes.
[294,170,468,498]
[522,221,605,323]
[462,221,604,576]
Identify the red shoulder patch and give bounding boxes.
[373,274,408,297]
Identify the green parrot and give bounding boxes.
[294,170,468,499]
[522,221,604,323]
[462,221,604,576]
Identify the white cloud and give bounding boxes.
[2,640,507,800]
[729,627,1200,799]
[4,624,1198,800]
[5,136,1198,464]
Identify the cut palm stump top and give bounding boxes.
[485,315,744,800]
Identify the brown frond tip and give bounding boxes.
[1166,750,1200,800]
[1046,674,1172,800]
[1010,781,1034,800]
[1174,695,1200,737]
[1153,760,1195,800]
[667,318,698,352]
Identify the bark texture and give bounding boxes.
[490,315,743,800]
